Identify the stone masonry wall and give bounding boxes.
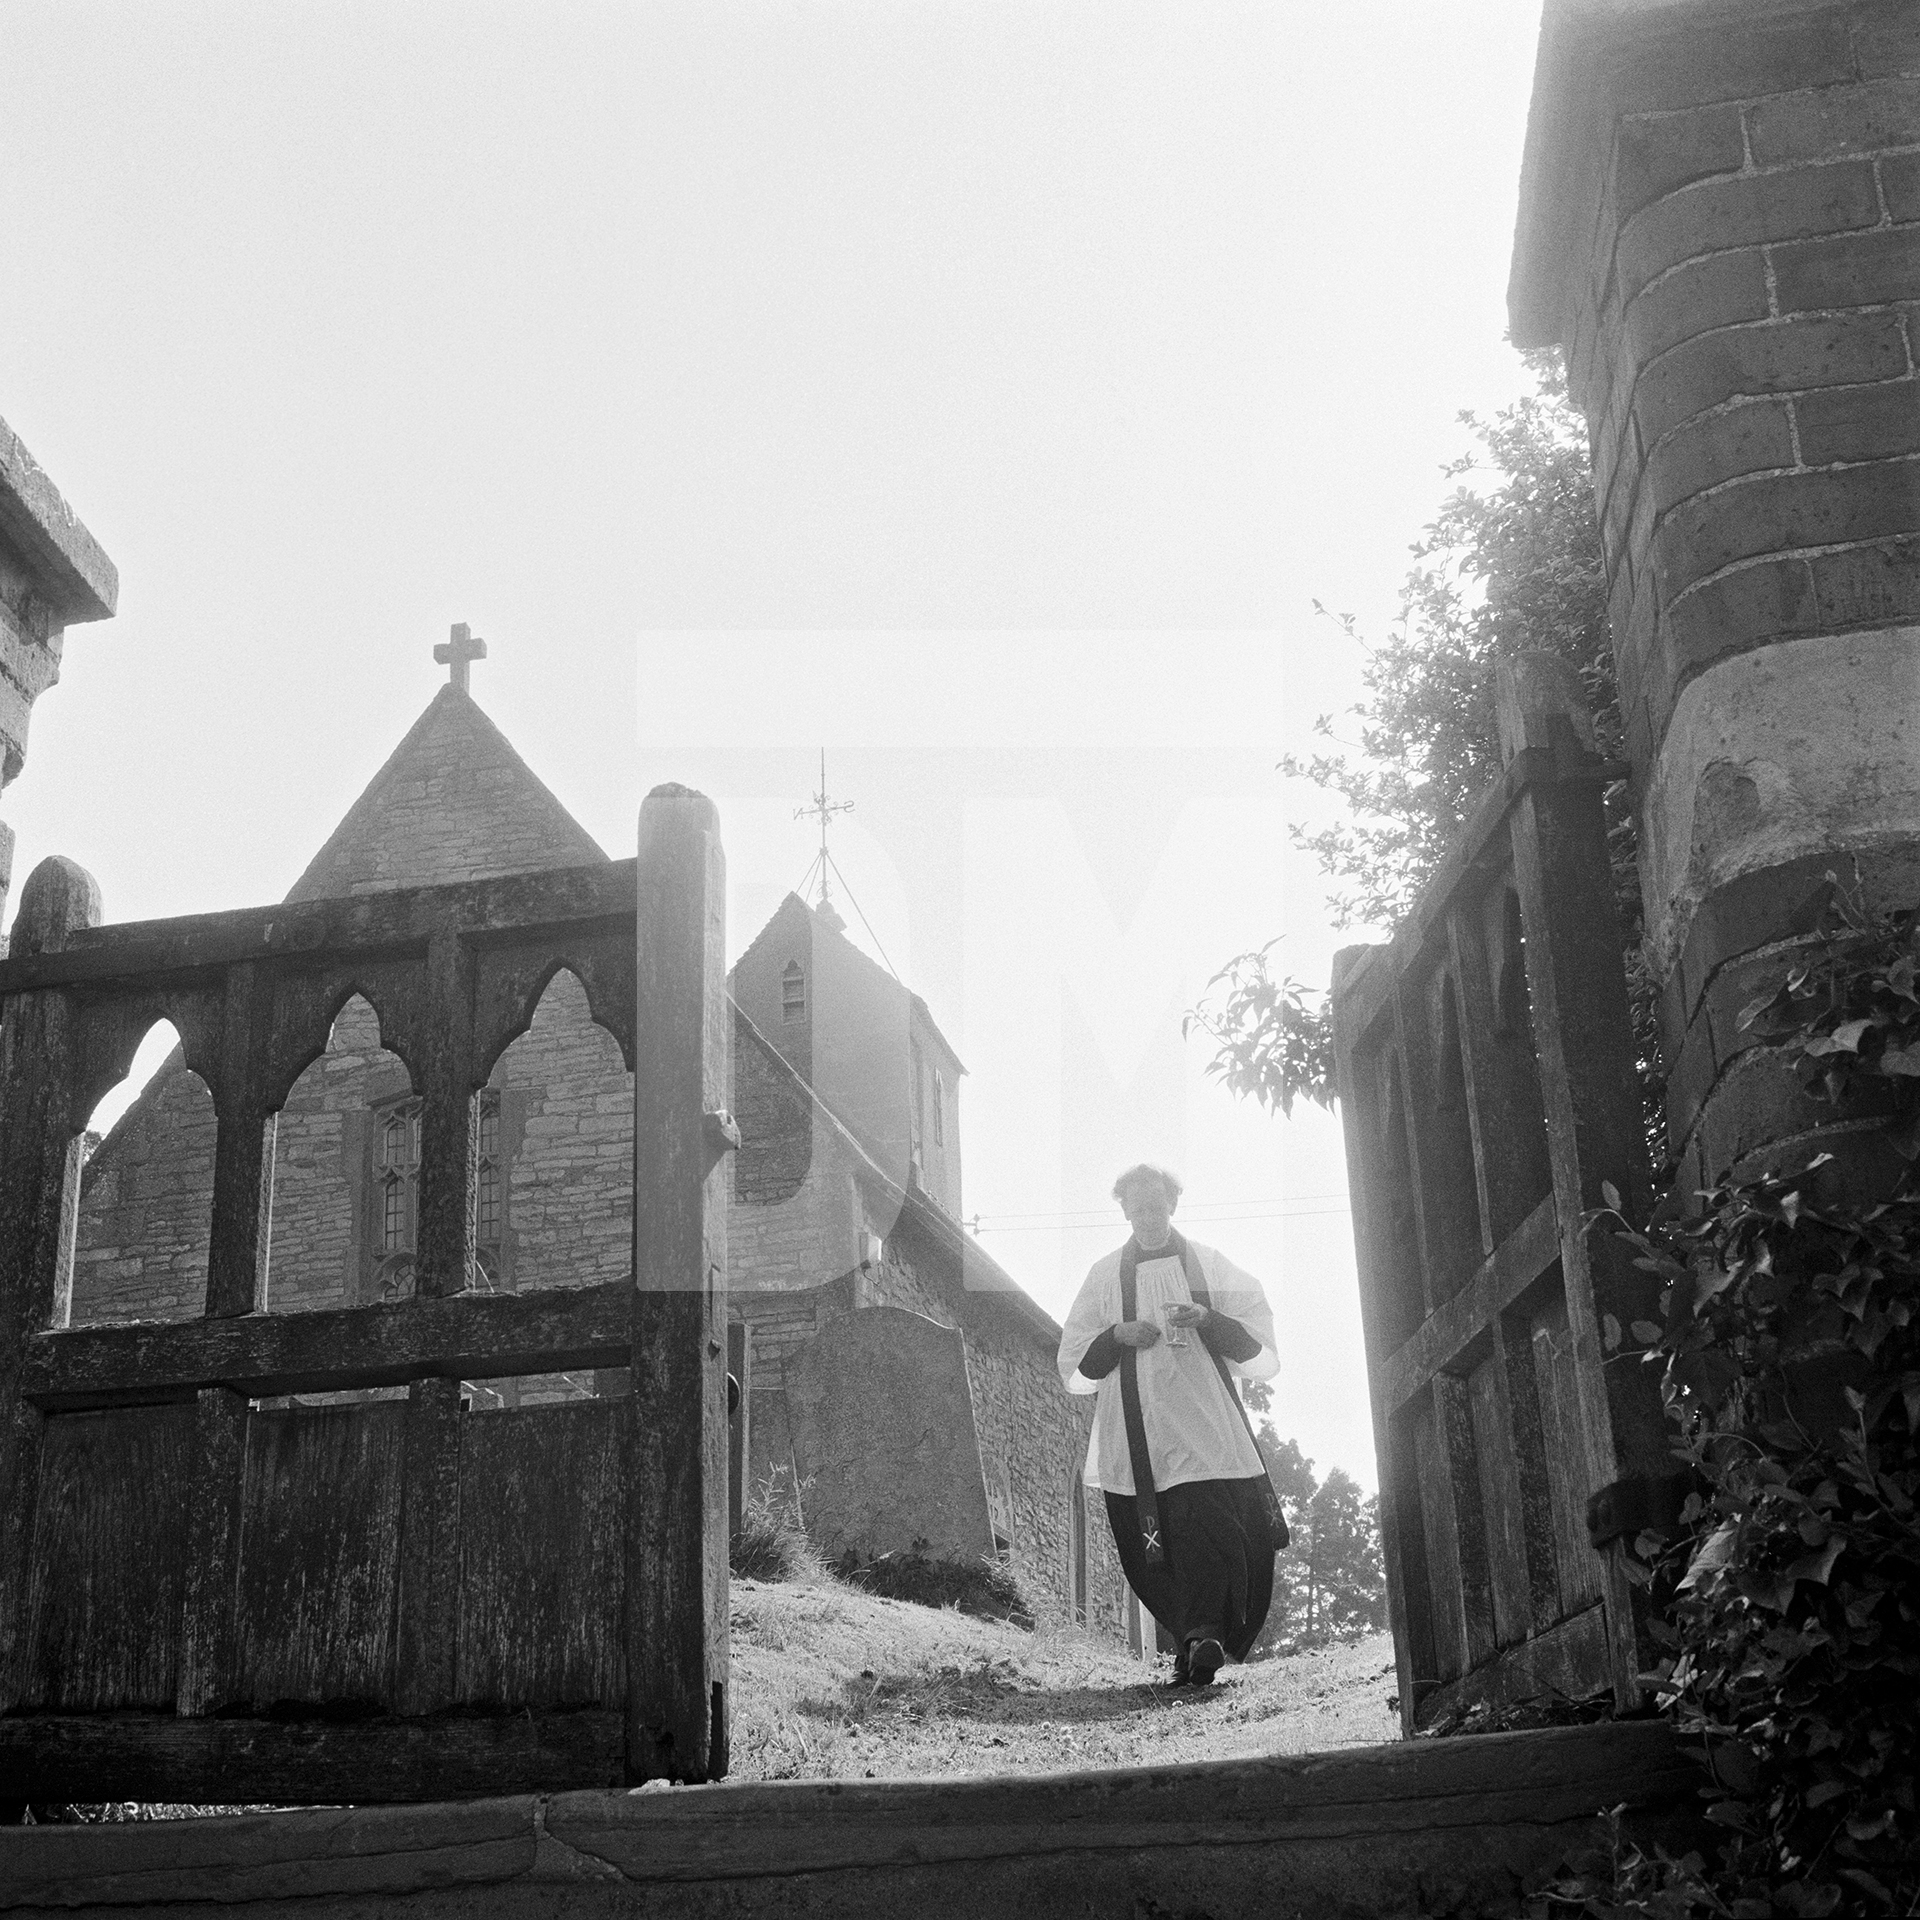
[961,1304,1130,1636]
[264,994,408,1311]
[1547,0,1920,1186]
[76,975,635,1326]
[863,1216,1128,1636]
[731,1019,1125,1636]
[285,688,605,902]
[728,1014,861,1299]
[493,968,632,1292]
[70,1052,215,1324]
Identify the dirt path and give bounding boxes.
[729,1577,1399,1781]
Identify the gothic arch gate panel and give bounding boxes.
[0,787,731,1801]
[1330,657,1668,1736]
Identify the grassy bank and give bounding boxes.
[729,1576,1398,1781]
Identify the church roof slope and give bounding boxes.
[285,683,607,902]
[735,893,967,1074]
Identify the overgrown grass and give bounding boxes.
[834,1538,1033,1628]
[730,1467,825,1584]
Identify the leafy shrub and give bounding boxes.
[835,1538,1034,1629]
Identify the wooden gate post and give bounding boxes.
[0,857,100,1710]
[1496,654,1666,1706]
[629,785,732,1782]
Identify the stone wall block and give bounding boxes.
[1634,310,1910,451]
[1615,162,1880,307]
[1772,224,1920,312]
[1746,75,1920,165]
[1880,150,1920,222]
[1610,16,1854,113]
[1695,1044,1904,1181]
[1615,105,1748,219]
[1854,2,1920,80]
[1794,376,1920,463]
[1657,554,1819,701]
[1806,531,1920,627]
[1653,458,1920,601]
[1646,397,1797,520]
[1623,247,1772,373]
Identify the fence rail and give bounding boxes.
[0,786,732,1801]
[1331,655,1669,1735]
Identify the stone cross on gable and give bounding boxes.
[434,622,487,693]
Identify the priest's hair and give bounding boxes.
[1111,1163,1183,1206]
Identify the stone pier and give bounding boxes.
[0,417,118,934]
[1510,0,1920,1183]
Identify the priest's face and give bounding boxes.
[1121,1176,1175,1251]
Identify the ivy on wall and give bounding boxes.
[1570,885,1920,1916]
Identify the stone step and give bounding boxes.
[1,1720,1701,1919]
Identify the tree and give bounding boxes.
[1187,352,1665,1154]
[1240,1402,1387,1653]
[1301,1469,1387,1639]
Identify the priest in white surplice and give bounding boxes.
[1058,1163,1282,1685]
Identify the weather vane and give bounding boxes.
[795,750,853,913]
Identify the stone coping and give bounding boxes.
[1,1721,1702,1918]
[0,415,117,626]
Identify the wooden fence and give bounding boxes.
[0,785,732,1802]
[1331,655,1675,1736]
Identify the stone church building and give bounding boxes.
[68,666,1133,1641]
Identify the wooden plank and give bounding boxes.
[0,1709,624,1806]
[1414,1601,1611,1733]
[1379,1412,1438,1736]
[394,1377,462,1715]
[0,1401,44,1712]
[1467,1347,1529,1649]
[234,1403,405,1710]
[1530,1289,1605,1614]
[177,1386,248,1715]
[457,1401,624,1708]
[1449,883,1555,1248]
[0,862,638,996]
[206,962,269,1318]
[1500,1296,1567,1633]
[16,1404,193,1711]
[1331,942,1429,1738]
[1383,984,1440,1319]
[415,929,476,1299]
[0,863,100,1706]
[1409,1392,1465,1686]
[1379,1191,1559,1414]
[21,1276,632,1409]
[1433,1371,1497,1674]
[1497,656,1663,1708]
[1391,964,1484,1306]
[628,784,731,1784]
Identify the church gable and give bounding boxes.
[285,684,606,902]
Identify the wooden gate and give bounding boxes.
[0,785,732,1802]
[1331,656,1672,1736]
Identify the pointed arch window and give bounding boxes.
[781,961,806,1023]
[472,1087,504,1286]
[373,1096,422,1302]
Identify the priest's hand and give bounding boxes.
[1164,1303,1212,1329]
[1111,1320,1162,1349]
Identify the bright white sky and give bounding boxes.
[2,0,1550,1492]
